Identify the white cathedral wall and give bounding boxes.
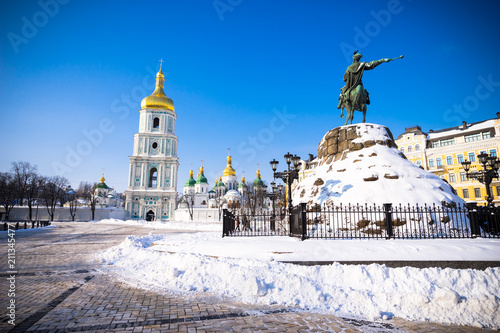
[174,208,222,222]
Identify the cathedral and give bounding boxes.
[175,151,268,221]
[124,62,178,221]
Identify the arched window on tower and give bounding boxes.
[153,117,160,129]
[149,168,158,187]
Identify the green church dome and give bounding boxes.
[184,169,196,187]
[196,165,208,184]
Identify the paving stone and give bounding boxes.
[0,222,496,332]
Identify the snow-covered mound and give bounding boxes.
[293,123,465,207]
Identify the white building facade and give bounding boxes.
[124,63,178,221]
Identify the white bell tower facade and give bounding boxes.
[125,60,179,221]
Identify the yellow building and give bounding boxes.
[395,114,500,206]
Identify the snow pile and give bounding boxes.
[294,123,465,207]
[97,218,221,231]
[96,233,500,328]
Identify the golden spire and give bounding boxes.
[199,160,204,175]
[240,171,246,183]
[189,163,194,178]
[223,148,236,177]
[256,164,261,178]
[140,59,174,111]
[100,168,105,183]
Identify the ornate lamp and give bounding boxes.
[461,153,499,206]
[270,159,279,172]
[462,160,471,174]
[292,155,301,169]
[478,152,489,165]
[284,152,293,166]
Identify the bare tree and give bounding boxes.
[41,176,68,221]
[25,172,43,221]
[80,182,98,220]
[67,187,77,221]
[0,172,17,221]
[181,193,195,221]
[245,182,266,216]
[215,193,227,220]
[11,161,38,207]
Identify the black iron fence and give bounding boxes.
[223,202,500,240]
[223,209,289,237]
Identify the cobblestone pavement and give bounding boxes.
[0,222,496,332]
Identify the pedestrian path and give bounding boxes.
[0,222,494,332]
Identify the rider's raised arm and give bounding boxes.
[364,58,388,70]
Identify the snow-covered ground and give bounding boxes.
[95,219,500,329]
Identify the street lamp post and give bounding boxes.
[270,152,301,214]
[461,152,500,206]
[265,181,282,231]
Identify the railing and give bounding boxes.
[222,209,289,237]
[2,221,51,231]
[222,203,500,240]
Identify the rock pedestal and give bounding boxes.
[293,123,464,207]
[317,124,398,165]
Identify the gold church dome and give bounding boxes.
[141,62,175,111]
[223,151,236,177]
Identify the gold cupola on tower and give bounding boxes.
[141,59,175,111]
[223,149,236,177]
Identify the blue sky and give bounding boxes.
[1,0,500,193]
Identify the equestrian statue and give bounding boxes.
[337,51,403,125]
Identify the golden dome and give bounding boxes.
[141,63,174,111]
[100,176,105,183]
[223,151,236,177]
[240,171,246,183]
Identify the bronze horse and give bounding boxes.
[340,84,369,125]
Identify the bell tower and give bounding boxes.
[124,60,179,221]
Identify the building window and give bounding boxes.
[415,144,420,151]
[407,145,412,152]
[446,156,453,165]
[460,172,467,181]
[449,173,455,182]
[465,133,481,142]
[416,160,422,167]
[483,131,491,139]
[474,188,481,198]
[440,138,455,146]
[497,186,500,196]
[468,152,476,162]
[432,141,440,148]
[149,168,158,188]
[457,154,464,163]
[400,147,405,152]
[490,149,497,157]
[153,117,160,129]
[463,189,469,199]
[436,157,442,167]
[429,159,434,167]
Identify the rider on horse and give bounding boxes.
[337,51,391,112]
